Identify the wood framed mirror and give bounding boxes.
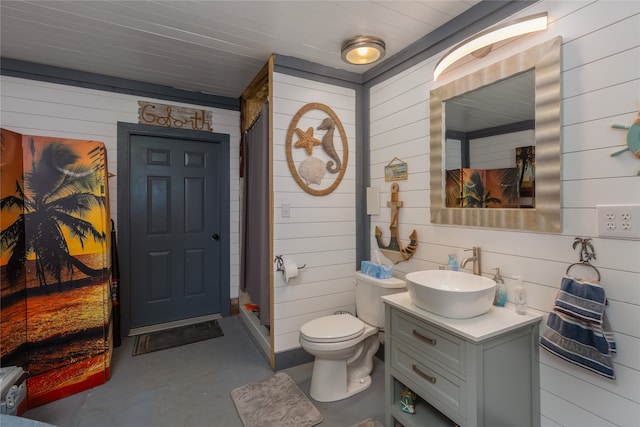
[429,36,562,232]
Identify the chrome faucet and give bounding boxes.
[460,247,482,275]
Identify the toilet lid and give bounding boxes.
[300,314,365,343]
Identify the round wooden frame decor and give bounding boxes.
[285,103,349,196]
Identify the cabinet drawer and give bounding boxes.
[391,341,466,421]
[391,309,465,374]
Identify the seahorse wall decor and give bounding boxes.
[285,103,349,196]
[317,117,342,173]
[375,183,418,264]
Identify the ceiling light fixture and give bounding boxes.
[341,36,386,65]
[433,12,548,81]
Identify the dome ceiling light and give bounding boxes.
[341,36,386,65]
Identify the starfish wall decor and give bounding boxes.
[293,127,321,155]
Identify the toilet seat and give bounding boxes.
[300,314,365,343]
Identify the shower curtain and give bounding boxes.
[241,103,270,325]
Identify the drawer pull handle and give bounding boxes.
[412,364,437,384]
[413,329,436,345]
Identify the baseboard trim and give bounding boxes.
[237,308,385,371]
[272,343,384,371]
[273,347,314,371]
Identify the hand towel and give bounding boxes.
[539,276,616,379]
[553,276,616,353]
[540,311,615,379]
[554,276,606,324]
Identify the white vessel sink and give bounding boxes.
[405,270,496,319]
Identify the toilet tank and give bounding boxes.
[355,271,406,328]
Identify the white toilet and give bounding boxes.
[299,271,406,402]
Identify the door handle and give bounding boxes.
[211,234,220,241]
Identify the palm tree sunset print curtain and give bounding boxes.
[1,128,112,410]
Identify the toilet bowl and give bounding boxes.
[299,272,406,402]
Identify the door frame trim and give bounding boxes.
[117,122,231,336]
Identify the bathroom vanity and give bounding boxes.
[382,292,543,427]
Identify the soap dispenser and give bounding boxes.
[447,254,459,271]
[493,268,507,307]
[514,275,527,315]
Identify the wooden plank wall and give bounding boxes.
[271,73,357,352]
[0,76,242,299]
[369,1,639,425]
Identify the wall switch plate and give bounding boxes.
[281,203,290,218]
[366,186,380,215]
[596,204,640,239]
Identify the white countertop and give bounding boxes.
[383,292,543,342]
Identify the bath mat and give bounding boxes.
[231,372,323,427]
[350,419,384,427]
[132,320,223,356]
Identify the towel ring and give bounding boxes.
[566,261,601,282]
[566,237,601,282]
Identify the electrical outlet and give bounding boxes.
[597,204,640,239]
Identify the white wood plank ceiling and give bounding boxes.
[0,1,480,98]
[446,70,535,133]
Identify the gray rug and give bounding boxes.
[231,372,323,427]
[349,419,384,427]
[132,320,223,356]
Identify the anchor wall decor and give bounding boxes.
[375,183,418,264]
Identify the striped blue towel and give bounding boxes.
[554,276,606,324]
[540,276,616,379]
[540,311,615,379]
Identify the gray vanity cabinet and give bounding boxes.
[383,293,542,427]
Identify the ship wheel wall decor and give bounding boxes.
[611,112,640,175]
[375,183,418,264]
[285,102,349,196]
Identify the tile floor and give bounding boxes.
[21,316,386,427]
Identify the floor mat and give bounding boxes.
[231,372,323,427]
[132,320,223,356]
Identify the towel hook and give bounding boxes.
[566,237,601,282]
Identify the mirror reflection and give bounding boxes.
[444,70,535,209]
[429,36,562,233]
